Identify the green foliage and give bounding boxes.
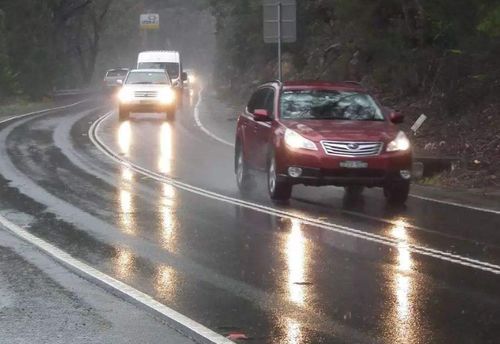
[0,9,20,98]
[207,0,500,115]
[478,4,500,37]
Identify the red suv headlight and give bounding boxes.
[284,129,318,151]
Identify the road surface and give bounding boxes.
[0,87,499,343]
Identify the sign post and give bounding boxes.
[263,0,296,81]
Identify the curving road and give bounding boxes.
[0,87,499,343]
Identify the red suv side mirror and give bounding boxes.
[253,109,271,122]
[389,110,404,124]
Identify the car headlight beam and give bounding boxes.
[158,88,175,104]
[118,88,133,103]
[284,129,317,151]
[387,131,410,152]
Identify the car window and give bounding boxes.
[247,89,268,114]
[137,62,180,79]
[106,70,128,77]
[263,88,275,117]
[125,72,170,85]
[280,90,384,121]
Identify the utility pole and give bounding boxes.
[277,2,282,81]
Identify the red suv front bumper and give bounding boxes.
[275,145,412,187]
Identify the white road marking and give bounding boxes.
[91,112,500,275]
[0,215,233,344]
[193,87,235,147]
[190,90,500,216]
[409,194,500,215]
[0,103,234,344]
[0,99,92,125]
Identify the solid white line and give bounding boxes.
[193,87,235,147]
[0,215,232,344]
[91,112,500,275]
[0,99,92,125]
[191,91,500,216]
[0,103,234,344]
[409,193,500,215]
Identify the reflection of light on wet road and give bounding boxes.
[118,121,132,156]
[118,165,135,235]
[159,123,173,174]
[155,265,178,298]
[286,219,308,305]
[389,218,416,342]
[188,88,196,107]
[114,248,134,280]
[121,166,134,182]
[285,318,302,344]
[159,180,177,250]
[396,275,411,320]
[390,218,413,272]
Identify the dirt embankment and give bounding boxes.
[393,97,500,189]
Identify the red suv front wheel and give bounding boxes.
[267,154,292,201]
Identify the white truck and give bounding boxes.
[137,51,186,97]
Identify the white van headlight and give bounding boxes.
[284,129,317,151]
[158,88,175,104]
[118,88,133,103]
[387,131,411,152]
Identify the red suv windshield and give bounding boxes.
[280,90,384,121]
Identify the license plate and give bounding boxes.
[340,161,368,169]
[140,100,154,104]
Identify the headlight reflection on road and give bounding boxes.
[389,218,417,342]
[118,121,132,156]
[160,184,177,250]
[285,318,303,344]
[118,166,136,235]
[286,219,309,306]
[391,218,412,273]
[159,123,173,174]
[114,248,135,280]
[155,265,178,298]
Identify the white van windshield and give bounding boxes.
[138,62,180,79]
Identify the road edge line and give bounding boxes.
[0,102,234,344]
[0,99,92,125]
[0,215,233,344]
[409,193,500,215]
[193,87,235,147]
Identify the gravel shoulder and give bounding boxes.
[0,227,196,344]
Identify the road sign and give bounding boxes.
[263,0,296,43]
[140,13,160,30]
[263,0,296,80]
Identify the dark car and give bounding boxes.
[234,80,412,204]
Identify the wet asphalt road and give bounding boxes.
[0,89,499,343]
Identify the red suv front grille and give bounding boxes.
[321,141,383,157]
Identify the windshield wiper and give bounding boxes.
[130,82,153,84]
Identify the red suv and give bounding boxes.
[235,81,412,204]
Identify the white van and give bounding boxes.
[137,51,187,91]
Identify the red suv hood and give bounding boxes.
[282,119,399,142]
